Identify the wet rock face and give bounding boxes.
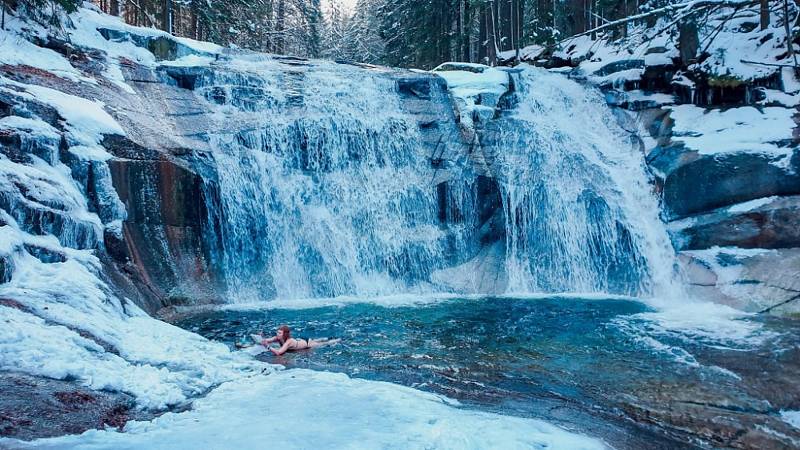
[680,248,800,314]
[106,155,220,305]
[88,59,463,310]
[672,196,800,250]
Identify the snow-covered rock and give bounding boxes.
[432,62,512,141]
[680,247,800,314]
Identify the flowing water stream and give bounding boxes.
[493,69,677,296]
[199,59,462,302]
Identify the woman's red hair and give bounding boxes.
[278,325,291,343]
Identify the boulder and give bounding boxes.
[648,144,800,220]
[670,195,800,250]
[679,247,800,314]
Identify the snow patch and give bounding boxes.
[0,77,124,146]
[727,196,778,213]
[0,17,90,83]
[432,62,510,136]
[669,105,795,166]
[781,410,800,429]
[0,116,60,140]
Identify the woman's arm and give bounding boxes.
[270,340,292,355]
[260,335,279,346]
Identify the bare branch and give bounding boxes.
[566,0,760,41]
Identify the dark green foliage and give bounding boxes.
[84,0,685,69]
[55,0,78,13]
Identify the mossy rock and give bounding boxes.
[166,293,192,306]
[147,36,179,61]
[708,74,744,88]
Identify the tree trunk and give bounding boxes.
[479,2,488,62]
[487,0,498,65]
[163,0,172,33]
[276,0,286,54]
[783,0,798,71]
[306,0,322,58]
[1,0,6,31]
[460,0,471,62]
[760,0,770,30]
[678,19,699,66]
[191,7,197,40]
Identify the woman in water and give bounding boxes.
[258,325,340,356]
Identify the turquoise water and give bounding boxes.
[177,297,800,449]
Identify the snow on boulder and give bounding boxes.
[668,195,800,250]
[432,62,511,139]
[646,104,800,219]
[669,105,795,160]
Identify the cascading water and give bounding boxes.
[199,58,677,302]
[490,68,678,297]
[199,58,461,302]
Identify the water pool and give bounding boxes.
[177,296,800,449]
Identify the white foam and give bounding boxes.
[193,292,642,314]
[218,292,463,311]
[630,297,775,348]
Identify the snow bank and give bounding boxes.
[557,5,791,84]
[2,369,608,450]
[0,3,222,91]
[433,63,510,100]
[0,14,91,83]
[0,77,125,145]
[0,225,267,409]
[0,8,265,411]
[669,104,795,164]
[68,6,222,63]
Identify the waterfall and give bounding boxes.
[492,68,677,297]
[199,59,677,302]
[200,58,458,302]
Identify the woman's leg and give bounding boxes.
[308,338,341,348]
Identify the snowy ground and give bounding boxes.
[1,369,607,450]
